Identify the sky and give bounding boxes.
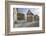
[16,8,40,16]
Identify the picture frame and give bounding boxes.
[5,1,45,36]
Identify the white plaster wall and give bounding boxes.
[0,0,46,36]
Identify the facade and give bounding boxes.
[34,15,39,21]
[17,13,25,20]
[27,10,39,22]
[27,10,34,22]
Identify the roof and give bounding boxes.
[27,10,33,15]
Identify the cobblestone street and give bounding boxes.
[14,20,39,28]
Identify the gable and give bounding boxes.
[27,10,33,15]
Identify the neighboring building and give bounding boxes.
[17,13,25,20]
[34,15,39,21]
[27,10,34,22]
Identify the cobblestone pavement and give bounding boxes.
[14,20,39,28]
